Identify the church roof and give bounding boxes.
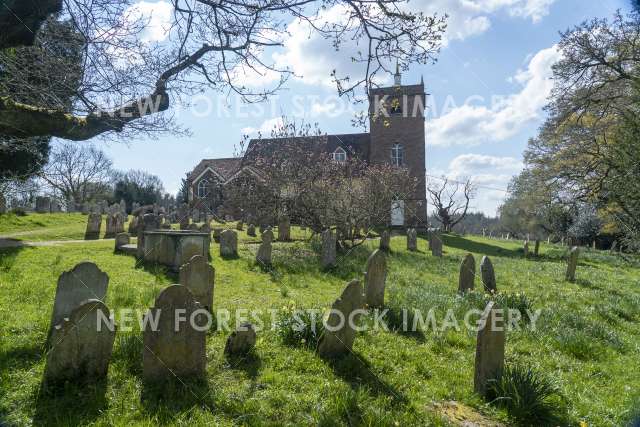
[188,157,242,182]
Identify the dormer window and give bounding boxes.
[332,147,347,163]
[391,144,404,166]
[197,179,209,198]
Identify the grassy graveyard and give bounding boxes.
[1,216,640,426]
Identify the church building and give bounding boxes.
[186,69,427,227]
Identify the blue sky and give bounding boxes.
[82,0,630,215]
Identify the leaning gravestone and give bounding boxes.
[480,256,496,293]
[523,240,530,258]
[431,231,443,257]
[143,285,206,382]
[317,279,364,359]
[44,299,116,383]
[364,249,386,308]
[256,228,273,266]
[534,239,541,257]
[407,228,417,251]
[458,253,475,294]
[247,224,256,237]
[321,229,337,269]
[224,322,256,356]
[84,213,102,240]
[49,262,109,334]
[179,255,214,311]
[474,301,505,396]
[565,246,580,282]
[379,230,390,252]
[220,229,238,258]
[115,232,130,251]
[278,216,290,241]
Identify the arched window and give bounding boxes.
[391,144,404,166]
[197,179,209,198]
[332,147,347,163]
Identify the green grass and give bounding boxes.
[1,217,640,425]
[0,212,97,241]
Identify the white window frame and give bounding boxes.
[332,147,347,163]
[391,143,404,166]
[197,179,209,198]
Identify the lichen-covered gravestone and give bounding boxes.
[224,322,256,356]
[321,229,337,269]
[458,253,475,294]
[407,228,417,251]
[431,231,443,257]
[220,229,238,258]
[143,285,206,383]
[179,254,214,311]
[49,262,109,335]
[379,230,390,252]
[565,246,580,282]
[480,256,496,293]
[44,299,116,383]
[364,250,387,308]
[278,216,290,241]
[115,232,130,251]
[256,228,273,266]
[317,279,364,359]
[84,213,102,240]
[474,301,505,396]
[247,224,256,237]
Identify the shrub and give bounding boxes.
[276,306,324,348]
[487,364,565,426]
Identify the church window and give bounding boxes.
[391,144,404,166]
[332,147,347,163]
[197,179,209,198]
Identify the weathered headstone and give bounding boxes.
[137,213,160,258]
[84,213,102,240]
[224,322,256,356]
[247,224,256,237]
[406,228,417,251]
[35,196,51,213]
[458,253,475,294]
[179,203,190,230]
[523,240,530,258]
[431,231,443,257]
[49,262,109,332]
[480,256,496,293]
[104,213,116,238]
[256,228,273,266]
[44,299,116,383]
[128,215,138,234]
[565,246,579,282]
[321,229,337,269]
[142,285,206,382]
[474,301,505,396]
[278,216,290,241]
[317,279,364,359]
[179,255,214,311]
[534,239,541,257]
[212,227,222,243]
[364,250,386,308]
[610,241,618,253]
[379,230,390,252]
[115,232,130,251]
[220,229,238,258]
[236,220,244,231]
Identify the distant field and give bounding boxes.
[1,215,639,425]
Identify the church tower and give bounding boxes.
[368,68,427,227]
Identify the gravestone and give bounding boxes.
[212,228,222,243]
[611,241,618,253]
[0,193,6,214]
[480,256,496,293]
[142,285,206,382]
[534,239,541,257]
[256,229,273,266]
[364,250,386,308]
[458,253,475,294]
[115,232,130,251]
[407,228,417,251]
[523,240,530,258]
[278,216,290,241]
[379,230,390,252]
[84,213,102,240]
[179,203,190,230]
[44,299,116,383]
[179,255,214,311]
[431,231,443,257]
[224,322,256,356]
[49,262,109,333]
[137,213,160,258]
[188,223,200,231]
[236,221,244,231]
[114,212,125,234]
[35,196,51,213]
[247,224,256,237]
[321,229,337,269]
[474,301,505,396]
[317,279,364,359]
[104,214,116,238]
[220,229,238,258]
[565,246,579,282]
[128,215,138,234]
[50,200,61,213]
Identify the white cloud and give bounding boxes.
[241,117,284,136]
[426,45,561,147]
[128,1,173,43]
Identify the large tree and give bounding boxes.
[0,0,446,142]
[427,177,475,232]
